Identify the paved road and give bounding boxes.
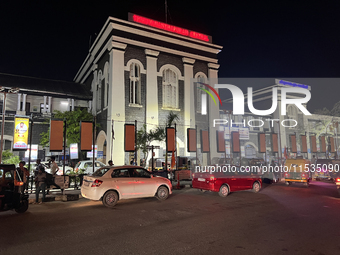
[1,181,340,255]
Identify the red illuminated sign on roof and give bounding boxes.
[130,14,210,43]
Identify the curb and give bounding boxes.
[29,194,83,204]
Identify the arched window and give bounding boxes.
[162,68,178,108]
[196,75,206,113]
[129,63,141,104]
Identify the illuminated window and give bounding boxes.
[129,63,141,105]
[162,68,178,108]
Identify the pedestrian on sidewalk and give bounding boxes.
[15,161,29,193]
[35,166,47,204]
[46,156,61,194]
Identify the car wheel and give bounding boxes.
[252,182,261,193]
[199,189,206,193]
[15,200,28,213]
[102,191,118,208]
[218,184,229,197]
[156,186,169,201]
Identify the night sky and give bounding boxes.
[1,0,339,112]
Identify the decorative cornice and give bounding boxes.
[145,49,160,57]
[208,63,220,70]
[182,57,195,65]
[108,41,127,51]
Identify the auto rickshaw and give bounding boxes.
[0,164,29,213]
[284,159,311,187]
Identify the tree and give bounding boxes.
[2,150,20,165]
[40,108,95,147]
[314,107,331,115]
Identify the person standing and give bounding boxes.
[34,166,47,204]
[35,158,42,177]
[15,161,29,193]
[108,160,114,166]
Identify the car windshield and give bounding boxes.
[92,167,111,177]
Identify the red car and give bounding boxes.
[192,167,262,197]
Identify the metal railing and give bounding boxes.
[26,174,86,193]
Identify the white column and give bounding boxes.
[43,96,47,113]
[48,97,52,113]
[92,65,98,116]
[67,98,71,111]
[107,42,127,165]
[183,57,195,157]
[17,94,21,111]
[208,63,220,163]
[145,49,159,132]
[22,94,27,111]
[71,99,75,111]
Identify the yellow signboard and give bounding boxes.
[13,117,29,150]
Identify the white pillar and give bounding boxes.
[183,57,195,157]
[208,63,220,163]
[43,96,47,113]
[22,94,27,111]
[145,49,159,133]
[48,96,52,113]
[71,99,75,111]
[107,41,127,165]
[17,94,21,111]
[92,65,98,116]
[67,98,71,111]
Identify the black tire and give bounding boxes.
[218,184,229,197]
[102,191,119,208]
[252,182,261,193]
[156,186,169,201]
[15,200,28,213]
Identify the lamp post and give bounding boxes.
[0,87,20,163]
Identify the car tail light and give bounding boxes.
[210,176,216,182]
[336,178,340,182]
[91,179,103,187]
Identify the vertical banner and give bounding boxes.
[80,121,93,151]
[70,143,78,159]
[216,130,225,153]
[201,130,210,153]
[259,133,266,153]
[311,135,317,153]
[187,128,197,152]
[290,135,297,153]
[271,133,278,153]
[232,131,240,152]
[13,117,30,150]
[330,137,335,152]
[50,120,63,152]
[320,136,326,152]
[124,124,135,152]
[301,135,307,153]
[166,127,175,152]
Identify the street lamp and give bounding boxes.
[0,87,20,163]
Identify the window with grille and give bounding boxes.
[162,68,178,108]
[129,63,141,105]
[196,75,206,113]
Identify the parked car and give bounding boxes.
[74,160,106,174]
[192,168,262,197]
[81,165,172,208]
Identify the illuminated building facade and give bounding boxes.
[74,14,223,165]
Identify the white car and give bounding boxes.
[74,160,106,174]
[81,165,172,207]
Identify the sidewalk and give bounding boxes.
[28,188,82,204]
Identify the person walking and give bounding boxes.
[34,158,42,177]
[46,156,61,194]
[34,166,47,204]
